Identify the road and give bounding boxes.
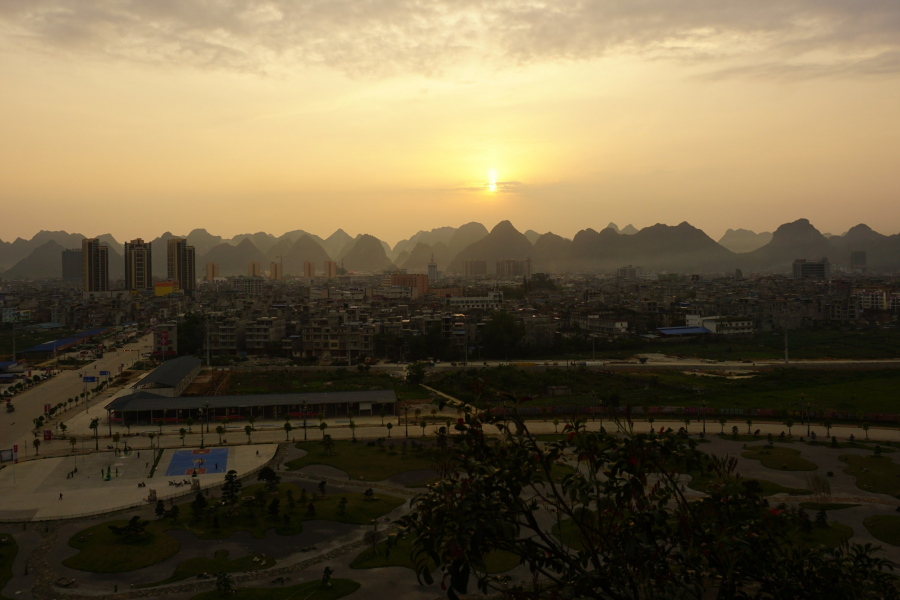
[0,334,153,455]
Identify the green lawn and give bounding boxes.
[189,578,360,600]
[863,516,900,546]
[63,520,181,573]
[65,483,405,572]
[799,503,860,511]
[840,455,900,496]
[794,523,854,549]
[741,446,818,471]
[137,550,275,588]
[288,440,439,480]
[351,535,520,574]
[0,535,18,596]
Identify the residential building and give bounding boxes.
[245,317,286,353]
[496,258,532,278]
[686,315,755,336]
[82,238,108,292]
[270,262,283,281]
[850,251,867,273]
[449,292,503,311]
[617,265,643,279]
[153,321,178,357]
[463,260,487,278]
[856,290,888,310]
[793,258,830,281]
[131,356,201,397]
[428,255,438,282]
[62,249,82,282]
[124,238,153,291]
[205,263,219,282]
[249,262,261,277]
[571,315,629,337]
[303,261,316,278]
[232,276,266,295]
[324,261,338,278]
[390,273,429,296]
[155,281,178,297]
[167,238,196,292]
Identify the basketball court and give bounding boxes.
[164,448,229,476]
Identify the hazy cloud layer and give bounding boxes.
[454,181,525,193]
[1,1,899,77]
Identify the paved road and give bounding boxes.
[0,334,153,454]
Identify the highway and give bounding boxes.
[0,334,153,456]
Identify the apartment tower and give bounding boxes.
[124,238,153,291]
[62,249,83,282]
[249,262,261,277]
[205,263,220,282]
[303,261,316,278]
[81,238,109,292]
[166,238,196,292]
[270,262,283,280]
[324,260,338,278]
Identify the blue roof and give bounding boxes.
[23,328,110,353]
[0,361,18,371]
[656,326,711,336]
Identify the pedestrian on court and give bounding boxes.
[59,493,63,500]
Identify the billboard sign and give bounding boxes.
[13,444,18,464]
[44,403,51,414]
[83,376,97,383]
[100,371,110,376]
[0,449,12,463]
[1,309,16,323]
[160,331,169,346]
[43,429,52,441]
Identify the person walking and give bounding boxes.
[59,493,63,500]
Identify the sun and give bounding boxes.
[487,169,497,193]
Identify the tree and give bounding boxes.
[191,492,208,521]
[785,418,795,436]
[406,362,427,385]
[321,566,333,588]
[318,480,327,497]
[108,516,149,537]
[481,311,525,360]
[216,425,225,444]
[59,422,68,437]
[386,422,393,438]
[284,421,293,440]
[186,417,194,433]
[248,415,256,430]
[156,419,164,435]
[322,434,335,456]
[379,407,386,425]
[257,466,281,490]
[337,497,348,515]
[862,422,870,440]
[179,428,187,446]
[552,418,559,433]
[244,424,252,443]
[69,437,77,453]
[177,312,206,356]
[148,432,156,449]
[746,419,753,434]
[32,439,40,454]
[319,421,328,439]
[825,420,833,437]
[155,500,166,519]
[364,529,385,556]
[420,419,428,436]
[682,418,690,432]
[399,409,900,600]
[89,417,100,450]
[719,417,727,433]
[349,420,357,442]
[268,498,281,518]
[167,504,180,522]
[215,572,233,596]
[222,470,242,517]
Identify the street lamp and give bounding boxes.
[404,404,409,438]
[302,399,308,441]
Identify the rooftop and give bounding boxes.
[136,356,202,389]
[107,389,397,412]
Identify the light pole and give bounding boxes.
[205,399,211,433]
[199,408,204,447]
[590,390,595,422]
[801,393,809,437]
[302,399,308,441]
[700,399,707,435]
[404,404,409,438]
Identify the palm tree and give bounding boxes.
[244,425,252,443]
[179,428,187,445]
[69,437,77,453]
[89,418,100,450]
[386,422,393,438]
[32,439,40,454]
[431,408,438,423]
[746,419,753,435]
[414,408,422,424]
[862,422,870,440]
[284,422,293,440]
[683,418,690,432]
[379,407,386,426]
[349,421,357,442]
[59,422,68,437]
[824,420,833,438]
[148,432,156,449]
[156,419,164,435]
[112,432,121,450]
[785,419,794,436]
[553,418,559,433]
[420,419,428,436]
[719,418,727,434]
[216,426,225,444]
[319,421,328,438]
[221,417,230,429]
[247,415,256,431]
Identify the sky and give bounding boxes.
[1,1,900,246]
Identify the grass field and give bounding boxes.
[288,439,439,480]
[741,446,818,471]
[350,535,520,574]
[138,550,275,588]
[0,535,18,597]
[863,516,900,546]
[64,483,405,572]
[839,455,900,496]
[189,578,360,600]
[428,365,900,414]
[0,326,78,358]
[220,370,430,401]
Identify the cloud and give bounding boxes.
[1,1,900,78]
[454,181,525,193]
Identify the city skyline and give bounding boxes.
[2,2,900,243]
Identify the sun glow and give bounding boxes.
[488,169,497,192]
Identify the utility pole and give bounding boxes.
[784,317,789,365]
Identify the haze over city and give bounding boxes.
[2,1,900,243]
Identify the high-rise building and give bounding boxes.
[167,238,196,292]
[249,262,261,277]
[124,238,153,291]
[496,258,532,278]
[390,273,429,296]
[82,238,109,292]
[463,260,487,278]
[303,261,316,278]
[616,265,643,279]
[205,263,219,282]
[428,254,438,282]
[793,258,830,281]
[270,262,283,280]
[324,260,338,278]
[62,249,82,282]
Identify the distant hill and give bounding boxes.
[321,229,354,260]
[278,235,332,275]
[447,221,533,274]
[524,230,542,244]
[446,222,489,258]
[718,229,773,253]
[392,226,458,259]
[198,239,266,277]
[341,234,394,272]
[736,219,834,272]
[186,229,225,256]
[2,240,67,279]
[231,232,278,254]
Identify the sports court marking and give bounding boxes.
[164,448,228,476]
